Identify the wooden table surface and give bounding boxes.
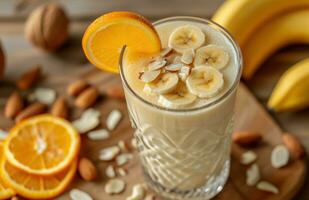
[0,1,308,199]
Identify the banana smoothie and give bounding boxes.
[120,17,242,200]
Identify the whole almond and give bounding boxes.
[4,91,24,119]
[50,96,69,119]
[78,157,97,181]
[232,131,262,146]
[282,133,305,159]
[75,87,99,109]
[67,79,89,97]
[16,65,41,90]
[15,102,47,123]
[106,85,125,100]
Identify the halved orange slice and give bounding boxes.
[4,115,80,175]
[0,143,15,199]
[0,157,77,199]
[82,11,161,73]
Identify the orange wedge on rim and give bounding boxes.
[4,115,80,175]
[82,11,161,73]
[0,143,15,199]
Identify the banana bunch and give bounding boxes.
[213,0,309,112]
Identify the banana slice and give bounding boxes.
[168,25,205,53]
[158,83,197,108]
[186,65,224,98]
[194,45,229,69]
[144,72,179,94]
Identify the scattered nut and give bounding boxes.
[118,140,129,152]
[34,87,56,105]
[4,91,24,119]
[88,129,110,140]
[0,129,8,140]
[282,133,305,159]
[148,59,167,71]
[106,85,125,100]
[67,79,89,97]
[173,56,182,63]
[106,109,122,131]
[106,165,116,178]
[165,63,183,72]
[70,189,93,200]
[50,96,69,119]
[16,65,41,90]
[82,108,101,119]
[78,157,97,181]
[117,168,127,176]
[256,181,279,194]
[178,65,191,81]
[99,146,120,161]
[271,145,289,168]
[232,131,262,146]
[131,138,138,149]
[246,163,260,186]
[181,48,195,64]
[0,40,5,78]
[75,87,99,109]
[241,151,257,165]
[73,108,100,133]
[15,102,47,123]
[105,179,126,194]
[139,70,161,83]
[25,3,69,51]
[145,194,156,200]
[116,153,133,166]
[126,184,146,200]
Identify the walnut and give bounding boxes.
[25,3,69,51]
[0,40,5,78]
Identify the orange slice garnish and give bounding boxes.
[0,157,77,199]
[0,142,15,199]
[82,11,161,73]
[4,115,80,175]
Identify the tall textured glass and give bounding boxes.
[119,17,242,200]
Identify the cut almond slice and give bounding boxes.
[256,181,279,194]
[118,140,129,152]
[181,48,195,64]
[173,56,182,63]
[99,146,121,161]
[178,65,191,81]
[70,189,93,200]
[160,48,173,57]
[106,109,122,131]
[0,129,8,140]
[148,59,167,71]
[165,63,183,72]
[88,129,110,140]
[271,145,289,168]
[117,168,127,176]
[106,165,116,178]
[126,184,146,200]
[34,87,56,105]
[246,163,260,186]
[131,138,138,149]
[241,151,257,165]
[139,70,161,83]
[116,153,133,166]
[105,179,126,194]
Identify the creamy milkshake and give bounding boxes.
[120,17,242,200]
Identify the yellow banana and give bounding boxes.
[268,58,309,112]
[242,10,309,79]
[212,0,309,47]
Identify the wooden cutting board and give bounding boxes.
[1,67,305,200]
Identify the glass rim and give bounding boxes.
[119,16,243,113]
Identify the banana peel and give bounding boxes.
[268,58,309,112]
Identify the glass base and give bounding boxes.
[144,160,230,200]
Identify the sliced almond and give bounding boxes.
[34,87,56,105]
[148,59,167,71]
[70,189,93,200]
[256,181,279,194]
[88,129,110,140]
[178,65,191,81]
[116,153,133,166]
[139,70,161,83]
[106,165,116,178]
[181,48,195,64]
[241,151,257,165]
[106,109,122,131]
[131,138,138,149]
[165,63,183,72]
[126,184,146,200]
[99,146,120,161]
[118,140,129,152]
[173,56,182,63]
[0,129,8,140]
[117,168,127,176]
[271,145,289,168]
[282,133,305,159]
[246,163,260,186]
[160,48,173,57]
[105,179,126,194]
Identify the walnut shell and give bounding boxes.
[0,40,5,78]
[25,3,69,51]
